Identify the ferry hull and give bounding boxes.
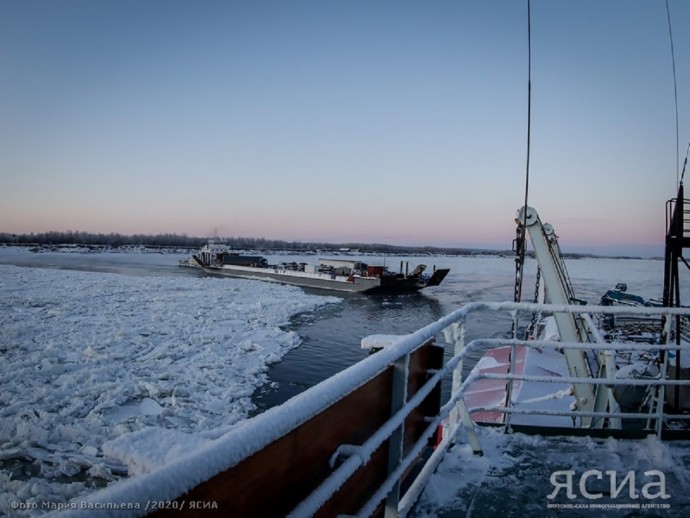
[199,264,382,293]
[198,264,449,294]
[187,246,450,294]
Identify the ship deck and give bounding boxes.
[412,426,690,517]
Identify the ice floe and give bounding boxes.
[0,264,339,513]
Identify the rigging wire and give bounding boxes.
[682,141,690,184]
[523,0,532,223]
[514,0,532,304]
[665,0,680,187]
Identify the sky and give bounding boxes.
[1,0,689,257]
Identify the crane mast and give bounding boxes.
[516,206,616,427]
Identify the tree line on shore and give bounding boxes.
[0,230,634,258]
[0,230,513,256]
[0,231,207,248]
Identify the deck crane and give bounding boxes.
[516,205,619,428]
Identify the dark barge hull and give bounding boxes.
[197,261,450,294]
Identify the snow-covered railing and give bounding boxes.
[400,301,690,516]
[55,301,690,518]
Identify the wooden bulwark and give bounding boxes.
[153,341,443,517]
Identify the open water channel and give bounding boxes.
[0,246,673,413]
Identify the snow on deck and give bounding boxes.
[413,426,690,516]
[0,264,339,513]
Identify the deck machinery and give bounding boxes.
[514,188,690,432]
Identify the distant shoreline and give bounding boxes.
[0,240,659,261]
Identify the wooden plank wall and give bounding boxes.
[153,341,444,517]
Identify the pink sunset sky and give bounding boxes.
[2,1,689,257]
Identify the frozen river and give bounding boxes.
[0,246,681,514]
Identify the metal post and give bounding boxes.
[384,354,408,518]
[444,322,483,455]
[655,316,674,436]
[505,341,517,433]
[446,322,465,431]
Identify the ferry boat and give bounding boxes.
[182,242,450,294]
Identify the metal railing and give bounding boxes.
[401,302,690,516]
[666,196,690,238]
[290,301,690,516]
[59,301,690,518]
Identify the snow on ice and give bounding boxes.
[0,264,339,513]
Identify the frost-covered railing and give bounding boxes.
[56,301,690,518]
[400,301,690,516]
